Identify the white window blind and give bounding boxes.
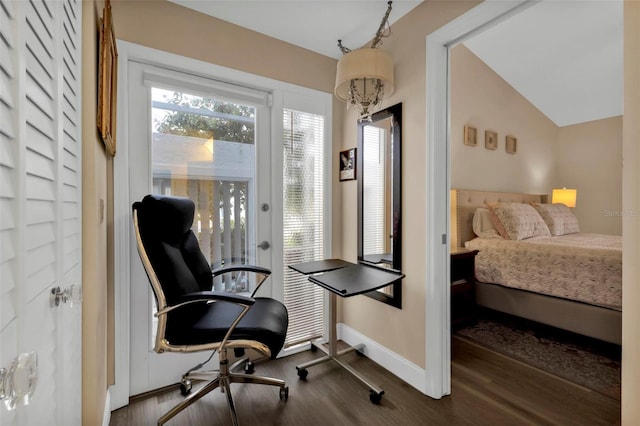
[282,109,325,347]
[363,126,386,255]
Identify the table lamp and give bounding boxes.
[552,188,577,208]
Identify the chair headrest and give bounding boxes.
[137,194,195,244]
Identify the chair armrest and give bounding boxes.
[211,264,272,297]
[212,264,271,278]
[156,291,255,317]
[180,291,255,305]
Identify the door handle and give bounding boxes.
[257,241,270,250]
[50,284,82,308]
[0,352,38,411]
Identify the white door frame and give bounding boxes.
[111,41,332,409]
[126,61,276,394]
[423,0,537,398]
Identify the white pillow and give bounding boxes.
[488,202,551,240]
[472,208,501,238]
[533,203,580,236]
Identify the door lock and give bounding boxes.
[257,241,271,250]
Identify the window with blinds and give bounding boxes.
[282,109,326,347]
[363,126,387,255]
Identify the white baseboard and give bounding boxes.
[337,323,427,393]
[102,389,111,426]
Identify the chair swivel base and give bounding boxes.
[158,355,288,426]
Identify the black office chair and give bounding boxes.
[132,194,289,426]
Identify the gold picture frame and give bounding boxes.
[485,130,498,150]
[463,125,477,146]
[506,135,517,154]
[97,0,118,156]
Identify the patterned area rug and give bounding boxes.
[454,312,621,401]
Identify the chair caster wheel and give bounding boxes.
[296,367,308,380]
[369,391,383,405]
[279,386,289,401]
[180,379,192,396]
[244,361,255,374]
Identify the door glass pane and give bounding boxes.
[282,109,325,347]
[151,87,256,293]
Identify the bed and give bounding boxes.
[452,189,622,345]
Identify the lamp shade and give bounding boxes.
[334,48,394,103]
[552,188,577,208]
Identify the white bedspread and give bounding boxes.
[465,233,622,310]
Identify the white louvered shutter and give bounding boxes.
[282,109,325,347]
[0,1,20,422]
[0,0,82,424]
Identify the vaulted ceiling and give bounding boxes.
[463,0,623,127]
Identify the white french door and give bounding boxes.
[113,43,333,404]
[127,61,273,395]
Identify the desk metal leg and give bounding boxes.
[295,293,384,403]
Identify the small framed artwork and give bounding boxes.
[485,130,498,150]
[506,136,517,154]
[339,148,357,181]
[97,0,118,157]
[463,125,477,146]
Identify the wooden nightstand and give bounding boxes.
[450,247,479,328]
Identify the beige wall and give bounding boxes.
[557,117,622,235]
[451,45,622,236]
[451,45,558,195]
[82,0,110,424]
[339,1,480,368]
[622,1,640,423]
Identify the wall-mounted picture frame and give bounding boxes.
[463,125,477,146]
[506,136,517,154]
[339,148,357,181]
[97,0,118,157]
[485,130,498,150]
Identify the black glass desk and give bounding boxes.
[289,259,404,404]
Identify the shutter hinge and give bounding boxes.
[442,234,447,244]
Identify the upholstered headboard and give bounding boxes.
[451,189,549,248]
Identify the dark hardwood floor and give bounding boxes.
[110,338,621,425]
